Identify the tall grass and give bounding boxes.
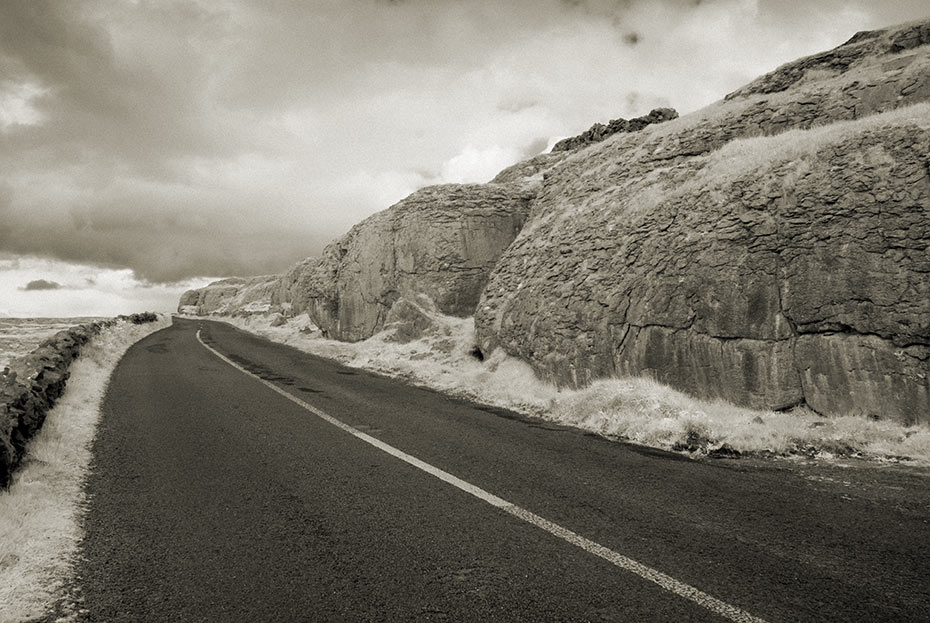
[222,312,930,465]
[0,316,170,623]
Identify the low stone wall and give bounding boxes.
[0,312,158,488]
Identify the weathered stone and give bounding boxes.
[382,295,442,344]
[178,282,240,314]
[177,19,930,423]
[795,335,929,422]
[490,152,567,185]
[551,108,678,152]
[179,183,533,341]
[616,327,802,411]
[476,50,930,424]
[270,256,319,315]
[178,275,281,316]
[0,315,158,488]
[302,183,534,341]
[726,19,930,100]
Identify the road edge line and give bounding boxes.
[196,328,768,623]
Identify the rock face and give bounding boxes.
[270,256,319,315]
[179,183,535,343]
[302,183,534,341]
[476,20,930,423]
[180,19,930,423]
[381,295,443,344]
[725,20,930,100]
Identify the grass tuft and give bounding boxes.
[222,312,930,465]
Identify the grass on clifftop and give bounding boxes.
[220,312,930,466]
[0,316,170,623]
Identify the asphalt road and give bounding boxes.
[63,318,930,622]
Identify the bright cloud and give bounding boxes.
[0,81,47,130]
[440,145,523,184]
[0,255,213,317]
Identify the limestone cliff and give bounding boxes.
[180,19,930,422]
[177,182,535,343]
[303,183,535,341]
[475,20,930,423]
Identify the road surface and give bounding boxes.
[60,318,930,621]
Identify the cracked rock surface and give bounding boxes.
[301,183,534,341]
[476,22,930,423]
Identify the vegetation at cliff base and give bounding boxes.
[222,312,930,465]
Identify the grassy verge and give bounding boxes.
[0,316,170,623]
[216,312,930,465]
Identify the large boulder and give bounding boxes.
[270,256,319,316]
[302,183,534,341]
[476,21,930,423]
[381,295,442,344]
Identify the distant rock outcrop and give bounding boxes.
[725,20,930,99]
[476,21,930,423]
[178,183,535,342]
[178,275,281,316]
[550,107,679,152]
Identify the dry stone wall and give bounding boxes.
[0,313,158,487]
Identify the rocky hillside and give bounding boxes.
[549,107,678,152]
[181,19,930,423]
[477,20,930,423]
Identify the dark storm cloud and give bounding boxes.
[0,182,338,282]
[0,0,318,281]
[21,279,62,291]
[0,2,249,169]
[0,0,927,287]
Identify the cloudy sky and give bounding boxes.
[1,0,927,316]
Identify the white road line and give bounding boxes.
[196,329,768,623]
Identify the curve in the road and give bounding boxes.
[68,318,930,623]
[197,329,766,623]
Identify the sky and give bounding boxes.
[1,0,928,317]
